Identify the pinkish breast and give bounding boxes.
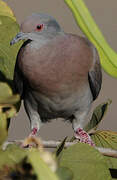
[18,34,93,96]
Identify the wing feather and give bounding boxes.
[88,44,102,101]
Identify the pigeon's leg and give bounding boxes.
[22,95,42,148]
[24,94,42,138]
[72,109,95,146]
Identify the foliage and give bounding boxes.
[0,1,22,82]
[58,143,111,180]
[65,0,117,78]
[84,99,112,132]
[0,0,16,21]
[0,0,117,180]
[0,82,19,144]
[0,16,21,81]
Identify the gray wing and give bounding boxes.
[13,59,24,99]
[88,44,102,101]
[13,41,31,99]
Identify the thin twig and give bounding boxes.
[3,139,117,158]
[95,147,117,158]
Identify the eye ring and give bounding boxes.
[36,24,44,31]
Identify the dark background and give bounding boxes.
[4,0,117,141]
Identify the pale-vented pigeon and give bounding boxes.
[10,13,102,146]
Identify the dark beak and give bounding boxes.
[10,32,27,45]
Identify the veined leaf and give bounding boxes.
[91,130,117,150]
[65,0,117,78]
[84,100,112,132]
[59,143,111,180]
[91,130,117,172]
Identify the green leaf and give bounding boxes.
[0,82,19,105]
[59,143,111,180]
[64,0,117,78]
[0,112,7,145]
[106,156,117,170]
[28,150,60,180]
[91,130,117,150]
[0,15,22,114]
[0,82,20,131]
[84,100,112,132]
[0,82,20,119]
[0,0,16,21]
[0,83,20,145]
[91,130,117,173]
[0,144,27,168]
[0,82,12,99]
[0,15,22,82]
[0,143,60,179]
[56,167,73,180]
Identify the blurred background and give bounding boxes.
[4,0,117,141]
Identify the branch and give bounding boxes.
[43,141,117,158]
[95,147,117,158]
[3,139,117,158]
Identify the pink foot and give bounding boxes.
[30,127,38,136]
[75,128,95,147]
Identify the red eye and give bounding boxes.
[36,24,44,31]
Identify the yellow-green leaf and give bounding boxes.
[91,130,117,149]
[91,130,117,172]
[56,167,73,180]
[0,16,22,81]
[0,112,7,145]
[84,100,112,132]
[59,143,111,180]
[65,0,117,78]
[0,144,27,167]
[28,150,60,180]
[0,82,20,133]
[0,82,19,106]
[0,83,12,99]
[0,0,16,21]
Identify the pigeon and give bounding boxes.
[10,13,102,146]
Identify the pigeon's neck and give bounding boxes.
[29,37,49,49]
[27,31,65,49]
[30,30,64,41]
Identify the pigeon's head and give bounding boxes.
[21,13,62,34]
[10,13,63,45]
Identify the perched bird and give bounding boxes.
[10,13,102,146]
